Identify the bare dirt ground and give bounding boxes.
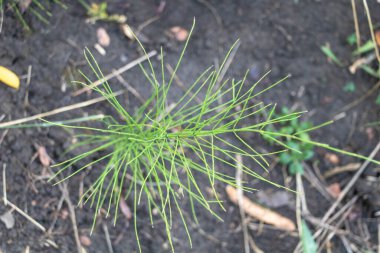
[1,1,380,252]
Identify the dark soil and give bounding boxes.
[1,1,380,252]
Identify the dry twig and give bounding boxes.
[317,197,357,252]
[226,185,296,231]
[2,164,7,206]
[165,63,202,104]
[235,154,250,253]
[351,0,361,50]
[336,81,380,116]
[102,222,114,253]
[323,163,361,179]
[58,182,82,253]
[0,0,3,34]
[136,16,160,36]
[196,0,222,26]
[72,51,157,96]
[0,90,124,128]
[378,218,380,253]
[24,65,32,108]
[303,164,332,201]
[321,142,380,225]
[47,196,65,234]
[113,70,145,104]
[0,128,9,147]
[349,53,376,74]
[295,173,304,242]
[363,0,380,63]
[3,200,46,232]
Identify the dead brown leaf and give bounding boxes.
[37,146,50,168]
[323,163,361,178]
[375,30,380,46]
[226,185,296,231]
[119,198,132,220]
[327,182,341,199]
[325,153,340,165]
[366,127,375,141]
[79,235,92,247]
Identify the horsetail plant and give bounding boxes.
[2,0,66,32]
[40,21,380,252]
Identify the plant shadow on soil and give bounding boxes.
[1,1,380,252]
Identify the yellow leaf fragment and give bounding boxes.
[0,66,20,90]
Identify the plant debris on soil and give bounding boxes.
[1,1,380,253]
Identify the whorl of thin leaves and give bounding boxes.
[48,21,380,252]
[3,0,66,31]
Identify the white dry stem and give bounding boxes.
[0,90,124,128]
[2,163,7,206]
[102,223,114,253]
[378,219,380,253]
[295,173,303,243]
[235,154,250,253]
[363,0,380,64]
[3,200,46,232]
[351,0,361,50]
[320,142,380,224]
[72,50,157,96]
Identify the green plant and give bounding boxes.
[350,0,380,81]
[343,81,356,93]
[349,31,380,104]
[50,27,296,251]
[1,0,125,32]
[8,21,379,252]
[263,108,320,252]
[77,0,126,23]
[2,0,66,32]
[320,44,343,66]
[300,219,317,253]
[264,107,314,175]
[320,1,380,105]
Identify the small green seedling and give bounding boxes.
[77,0,126,23]
[320,44,343,66]
[346,1,380,104]
[349,38,380,102]
[301,220,318,253]
[264,107,314,175]
[347,33,357,46]
[49,23,306,252]
[351,38,380,79]
[343,81,356,93]
[376,94,380,105]
[352,40,376,56]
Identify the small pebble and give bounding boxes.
[97,27,110,47]
[120,54,129,63]
[325,153,340,165]
[327,183,341,199]
[60,209,69,220]
[169,26,188,41]
[80,235,92,247]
